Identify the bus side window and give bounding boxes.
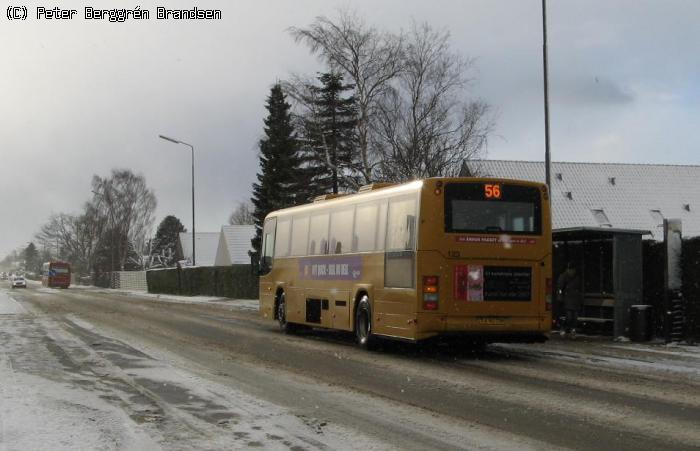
[330,207,354,255]
[308,213,329,255]
[261,217,277,274]
[377,201,388,251]
[386,197,417,251]
[406,214,416,250]
[354,202,379,252]
[385,196,417,288]
[274,218,291,257]
[290,215,310,256]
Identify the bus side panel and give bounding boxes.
[288,286,307,324]
[259,279,275,320]
[331,290,351,330]
[374,288,418,339]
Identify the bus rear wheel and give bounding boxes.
[276,292,297,334]
[355,295,376,350]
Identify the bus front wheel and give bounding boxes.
[355,295,376,350]
[276,292,297,334]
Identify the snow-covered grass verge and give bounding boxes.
[69,285,260,312]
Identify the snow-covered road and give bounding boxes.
[0,290,383,450]
[3,285,700,450]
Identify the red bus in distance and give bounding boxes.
[42,261,71,288]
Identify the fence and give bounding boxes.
[112,271,148,291]
[90,271,147,290]
[146,265,258,299]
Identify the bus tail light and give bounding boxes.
[423,276,439,310]
[545,277,552,311]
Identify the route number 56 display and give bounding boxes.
[484,184,502,199]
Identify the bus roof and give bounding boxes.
[266,176,547,219]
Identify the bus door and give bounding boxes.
[259,217,277,320]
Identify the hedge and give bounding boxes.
[146,265,258,299]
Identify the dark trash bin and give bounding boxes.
[629,305,653,342]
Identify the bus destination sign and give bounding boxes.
[455,235,536,245]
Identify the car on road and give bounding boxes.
[11,275,27,288]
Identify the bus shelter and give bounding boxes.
[552,227,650,339]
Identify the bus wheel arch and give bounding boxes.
[351,290,368,329]
[275,289,297,334]
[274,288,285,321]
[354,292,376,349]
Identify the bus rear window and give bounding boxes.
[444,183,542,235]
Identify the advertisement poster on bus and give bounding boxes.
[298,256,363,281]
[454,264,484,301]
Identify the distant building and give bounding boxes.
[178,226,255,267]
[214,225,255,266]
[464,160,700,239]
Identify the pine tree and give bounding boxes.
[250,84,302,256]
[301,72,358,195]
[151,215,186,266]
[23,242,40,274]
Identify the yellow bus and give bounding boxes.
[258,177,552,348]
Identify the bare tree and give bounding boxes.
[374,22,493,181]
[290,10,404,183]
[36,213,77,261]
[91,169,157,270]
[228,201,255,225]
[35,212,101,274]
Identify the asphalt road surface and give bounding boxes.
[4,284,700,450]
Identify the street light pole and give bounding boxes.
[542,0,552,190]
[159,134,196,266]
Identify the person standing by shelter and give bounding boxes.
[557,262,583,337]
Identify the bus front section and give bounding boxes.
[415,178,552,343]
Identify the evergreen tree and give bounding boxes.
[250,84,302,257]
[151,215,186,266]
[300,72,358,195]
[23,242,40,274]
[39,248,52,265]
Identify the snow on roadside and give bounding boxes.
[0,365,160,451]
[607,343,700,360]
[495,342,700,378]
[69,285,260,312]
[0,293,25,314]
[0,291,160,451]
[67,316,558,451]
[58,314,389,450]
[1,290,388,450]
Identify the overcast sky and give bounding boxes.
[2,0,699,257]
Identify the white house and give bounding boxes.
[178,225,255,267]
[465,160,700,240]
[214,225,256,266]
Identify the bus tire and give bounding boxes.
[355,295,376,350]
[276,292,297,334]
